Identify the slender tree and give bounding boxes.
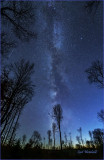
[64,132,68,147]
[52,122,57,149]
[52,104,63,150]
[31,131,42,148]
[21,135,27,148]
[76,136,81,145]
[47,130,51,149]
[1,59,35,144]
[89,130,94,148]
[43,137,46,149]
[69,132,73,148]
[77,127,83,146]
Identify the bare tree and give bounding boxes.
[52,104,63,150]
[77,127,83,146]
[89,131,93,142]
[21,134,27,148]
[69,132,73,148]
[64,132,68,147]
[31,131,42,148]
[76,136,81,145]
[52,123,57,149]
[1,59,35,144]
[85,60,103,88]
[92,128,103,147]
[89,130,94,148]
[47,130,51,149]
[1,1,37,56]
[97,109,104,123]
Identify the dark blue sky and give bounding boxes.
[7,1,103,145]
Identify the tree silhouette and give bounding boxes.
[85,60,103,88]
[21,134,27,148]
[1,1,37,56]
[52,104,63,150]
[69,132,73,148]
[97,109,104,123]
[64,132,68,147]
[47,130,51,149]
[31,131,42,148]
[86,140,90,148]
[43,137,46,149]
[76,136,81,146]
[1,59,35,144]
[77,127,83,146]
[52,123,57,149]
[89,130,94,147]
[92,128,103,147]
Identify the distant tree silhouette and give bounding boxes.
[31,131,42,148]
[77,127,83,146]
[15,138,21,148]
[1,59,35,144]
[43,137,46,149]
[61,140,64,148]
[76,136,81,146]
[52,123,57,149]
[1,1,37,56]
[76,144,81,149]
[25,138,34,149]
[97,109,104,123]
[89,130,94,148]
[47,130,51,149]
[50,139,52,148]
[64,132,68,147]
[69,132,73,148]
[86,140,91,148]
[89,131,93,141]
[92,128,103,147]
[21,134,27,148]
[85,60,103,88]
[52,104,63,150]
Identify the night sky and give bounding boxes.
[7,1,103,145]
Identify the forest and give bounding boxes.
[1,1,104,159]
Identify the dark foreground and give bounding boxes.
[1,146,103,159]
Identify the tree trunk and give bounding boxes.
[9,109,21,145]
[54,134,55,149]
[59,129,62,150]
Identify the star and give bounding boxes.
[80,37,83,40]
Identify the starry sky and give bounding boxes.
[6,1,103,145]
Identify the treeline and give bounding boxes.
[1,104,103,150]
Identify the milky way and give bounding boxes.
[8,1,103,145]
